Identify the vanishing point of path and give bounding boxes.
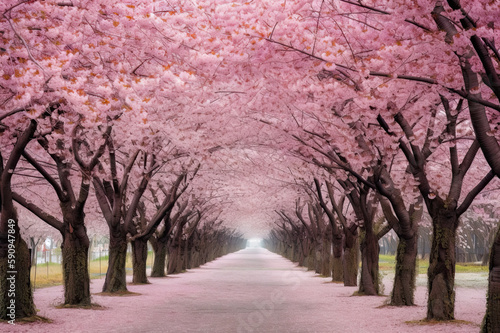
[3,247,484,333]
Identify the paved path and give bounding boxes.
[2,247,484,332]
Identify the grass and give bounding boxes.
[31,251,155,289]
[378,254,488,274]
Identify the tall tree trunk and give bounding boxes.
[182,238,189,271]
[61,206,91,306]
[0,120,37,320]
[102,229,127,293]
[61,227,91,305]
[131,238,149,284]
[314,242,321,274]
[321,236,332,277]
[0,220,36,321]
[391,233,418,305]
[359,227,380,295]
[343,234,359,287]
[332,235,343,282]
[481,226,500,332]
[151,240,167,277]
[306,240,316,270]
[427,212,457,320]
[167,243,181,274]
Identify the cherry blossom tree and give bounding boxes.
[14,111,111,306]
[314,178,359,285]
[0,119,36,321]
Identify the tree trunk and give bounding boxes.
[61,228,91,305]
[481,226,500,332]
[131,238,149,284]
[0,120,37,319]
[167,243,181,274]
[59,203,91,306]
[297,240,305,266]
[0,226,36,321]
[321,237,332,277]
[391,233,418,306]
[102,231,127,293]
[359,228,380,295]
[182,238,190,271]
[343,235,359,287]
[290,243,296,262]
[332,236,343,282]
[314,244,321,274]
[427,213,457,320]
[151,241,167,277]
[191,249,200,268]
[306,241,316,271]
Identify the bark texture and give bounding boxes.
[482,226,500,332]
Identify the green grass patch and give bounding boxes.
[92,255,109,261]
[456,263,489,273]
[31,251,156,289]
[378,254,487,274]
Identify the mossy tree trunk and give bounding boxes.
[297,237,306,266]
[359,226,380,295]
[151,239,168,277]
[0,223,36,321]
[352,181,382,296]
[426,212,457,320]
[168,242,182,274]
[150,217,171,278]
[0,120,37,320]
[321,232,332,277]
[182,238,189,271]
[102,229,127,292]
[391,233,418,306]
[60,204,91,306]
[306,240,316,271]
[131,237,149,284]
[482,226,500,332]
[375,172,422,306]
[189,233,201,269]
[167,212,189,275]
[343,233,359,286]
[331,235,343,282]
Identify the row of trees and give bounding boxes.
[1,0,499,331]
[244,0,499,331]
[0,112,246,318]
[0,0,249,321]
